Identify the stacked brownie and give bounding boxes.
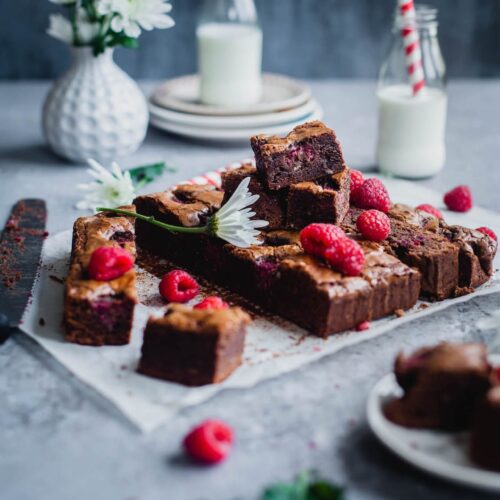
[222,121,350,230]
[64,208,138,345]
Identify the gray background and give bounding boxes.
[2,0,500,80]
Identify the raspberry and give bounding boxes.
[299,223,346,258]
[416,204,443,219]
[443,185,473,212]
[183,420,233,464]
[324,237,365,277]
[356,321,370,331]
[159,270,199,303]
[476,226,497,241]
[194,296,229,310]
[87,246,134,281]
[349,169,365,194]
[351,178,391,213]
[356,210,391,242]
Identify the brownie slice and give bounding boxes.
[138,305,251,386]
[286,167,350,229]
[221,163,286,229]
[251,121,345,190]
[271,241,419,336]
[64,208,138,346]
[344,207,460,300]
[384,343,492,430]
[470,386,500,471]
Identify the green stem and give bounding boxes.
[96,207,209,235]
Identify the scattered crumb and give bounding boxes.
[49,274,64,284]
[313,345,322,353]
[419,303,429,310]
[394,309,405,318]
[120,365,127,371]
[38,317,45,326]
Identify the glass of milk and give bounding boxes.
[376,5,447,178]
[197,0,263,107]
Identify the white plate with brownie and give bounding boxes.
[368,344,500,492]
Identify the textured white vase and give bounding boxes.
[42,47,149,163]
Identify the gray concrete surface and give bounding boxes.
[0,80,499,500]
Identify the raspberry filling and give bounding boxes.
[87,246,134,281]
[284,143,316,167]
[159,270,200,303]
[90,296,124,331]
[255,257,280,289]
[183,420,234,464]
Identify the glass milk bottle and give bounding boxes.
[376,5,447,178]
[197,0,263,107]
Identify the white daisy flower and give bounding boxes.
[49,0,77,4]
[207,177,268,247]
[99,0,175,38]
[478,310,500,353]
[47,14,74,44]
[76,159,136,211]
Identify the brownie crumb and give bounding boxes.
[38,318,45,326]
[419,303,430,310]
[395,309,405,317]
[49,274,64,284]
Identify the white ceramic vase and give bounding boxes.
[42,47,149,163]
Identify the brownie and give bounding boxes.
[344,207,460,300]
[137,305,251,386]
[64,208,138,346]
[384,343,492,430]
[270,240,420,336]
[251,121,345,190]
[286,167,350,229]
[221,163,286,229]
[470,386,500,471]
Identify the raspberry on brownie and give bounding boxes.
[64,207,138,346]
[138,305,251,386]
[251,121,345,190]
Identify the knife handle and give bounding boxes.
[0,313,11,344]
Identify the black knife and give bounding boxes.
[0,199,47,344]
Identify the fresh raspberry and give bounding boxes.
[351,178,391,213]
[349,169,365,194]
[194,296,229,310]
[299,223,346,258]
[159,270,199,303]
[324,237,365,277]
[443,185,473,212]
[183,420,234,464]
[356,210,391,242]
[87,246,134,281]
[356,321,370,331]
[476,226,497,241]
[416,204,443,220]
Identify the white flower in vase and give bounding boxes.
[47,14,74,44]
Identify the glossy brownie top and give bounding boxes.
[66,207,137,299]
[150,304,251,335]
[134,184,223,227]
[221,163,256,184]
[251,120,337,155]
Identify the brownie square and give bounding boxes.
[286,167,350,229]
[221,164,286,229]
[138,305,251,386]
[251,121,345,190]
[64,208,138,345]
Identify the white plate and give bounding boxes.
[148,98,319,129]
[149,105,323,141]
[367,373,500,493]
[150,73,311,116]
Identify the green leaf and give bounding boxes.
[261,472,344,500]
[120,36,139,49]
[128,162,175,189]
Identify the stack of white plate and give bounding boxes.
[149,73,323,141]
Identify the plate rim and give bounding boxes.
[367,373,500,493]
[149,107,323,141]
[150,73,311,116]
[148,98,318,129]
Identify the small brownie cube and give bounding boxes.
[138,305,251,386]
[221,164,286,229]
[64,208,138,346]
[384,343,492,430]
[251,121,345,190]
[286,166,350,229]
[470,386,500,471]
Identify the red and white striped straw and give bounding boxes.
[398,0,425,96]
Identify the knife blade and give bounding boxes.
[0,199,47,343]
